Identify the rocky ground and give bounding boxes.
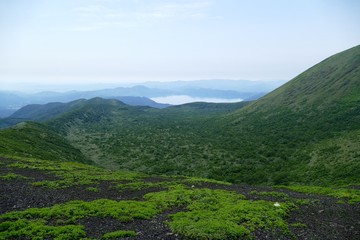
[0,157,359,240]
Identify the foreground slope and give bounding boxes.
[0,156,359,239]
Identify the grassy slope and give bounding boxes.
[0,122,90,164]
[217,45,360,185]
[246,45,360,111]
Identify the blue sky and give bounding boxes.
[0,0,359,87]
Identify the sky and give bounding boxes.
[0,0,360,90]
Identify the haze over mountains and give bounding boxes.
[0,79,284,118]
[1,45,359,186]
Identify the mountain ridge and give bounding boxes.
[240,44,360,113]
[216,45,360,184]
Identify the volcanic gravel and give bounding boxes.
[1,157,359,239]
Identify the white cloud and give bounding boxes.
[71,25,101,32]
[69,1,213,31]
[150,1,212,19]
[72,5,108,13]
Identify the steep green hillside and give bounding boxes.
[217,45,360,184]
[250,45,360,109]
[0,122,90,164]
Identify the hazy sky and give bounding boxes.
[1,0,359,87]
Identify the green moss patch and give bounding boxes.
[250,190,290,200]
[146,186,295,239]
[0,173,28,180]
[277,185,360,203]
[0,219,85,240]
[1,156,302,239]
[0,199,158,239]
[1,199,159,224]
[103,230,137,239]
[0,185,297,239]
[5,156,145,189]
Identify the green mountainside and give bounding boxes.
[0,122,89,164]
[217,45,360,185]
[246,45,360,110]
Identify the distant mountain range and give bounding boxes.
[137,79,285,92]
[0,79,285,118]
